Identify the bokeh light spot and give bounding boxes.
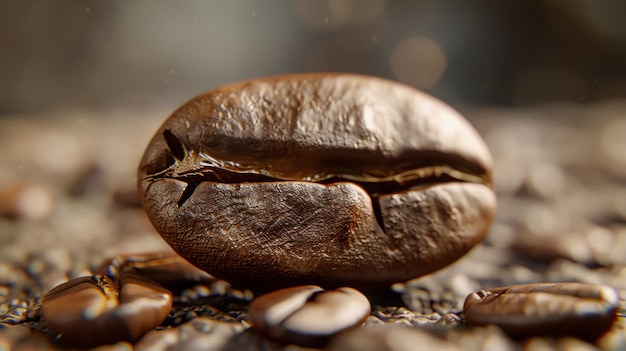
[390,36,447,88]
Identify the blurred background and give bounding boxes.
[2,0,626,113]
[1,3,626,348]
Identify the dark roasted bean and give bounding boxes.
[463,282,619,340]
[248,285,370,348]
[138,73,495,291]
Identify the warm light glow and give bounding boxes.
[390,37,447,88]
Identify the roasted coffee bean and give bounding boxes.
[248,285,370,348]
[138,73,495,291]
[463,282,619,340]
[95,252,215,293]
[42,273,173,348]
[327,324,461,351]
[135,317,244,351]
[0,182,53,220]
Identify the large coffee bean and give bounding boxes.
[138,73,495,291]
[463,283,619,340]
[248,285,370,348]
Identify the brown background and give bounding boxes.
[1,1,625,349]
[2,0,626,113]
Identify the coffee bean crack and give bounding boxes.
[147,128,489,233]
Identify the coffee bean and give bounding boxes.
[0,182,53,220]
[248,285,370,347]
[42,273,173,348]
[327,324,461,351]
[463,282,619,340]
[95,252,215,292]
[0,324,55,350]
[135,317,244,351]
[138,73,495,291]
[436,312,463,327]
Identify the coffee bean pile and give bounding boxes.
[1,100,625,350]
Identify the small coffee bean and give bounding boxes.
[0,324,55,350]
[138,73,495,291]
[0,182,53,220]
[327,324,461,351]
[42,273,173,348]
[95,252,215,292]
[135,317,244,351]
[436,312,463,327]
[1,306,27,325]
[463,282,619,340]
[248,285,370,348]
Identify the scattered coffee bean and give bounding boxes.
[135,317,244,351]
[42,273,173,348]
[524,336,598,351]
[463,282,619,340]
[248,285,370,348]
[95,252,215,293]
[0,182,53,220]
[138,73,495,291]
[436,312,463,327]
[1,306,28,325]
[0,324,56,350]
[327,324,461,351]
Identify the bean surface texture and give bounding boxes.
[138,73,496,291]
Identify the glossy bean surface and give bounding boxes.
[42,273,172,348]
[248,285,370,348]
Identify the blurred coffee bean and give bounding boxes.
[372,306,414,324]
[327,324,461,351]
[463,283,619,340]
[436,312,463,327]
[596,312,626,351]
[546,260,606,285]
[112,188,142,207]
[524,336,598,351]
[0,182,53,220]
[514,224,626,267]
[95,252,214,293]
[135,317,244,351]
[248,285,370,348]
[0,324,56,350]
[68,164,109,198]
[1,306,28,325]
[42,273,172,348]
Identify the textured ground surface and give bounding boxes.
[1,100,625,350]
